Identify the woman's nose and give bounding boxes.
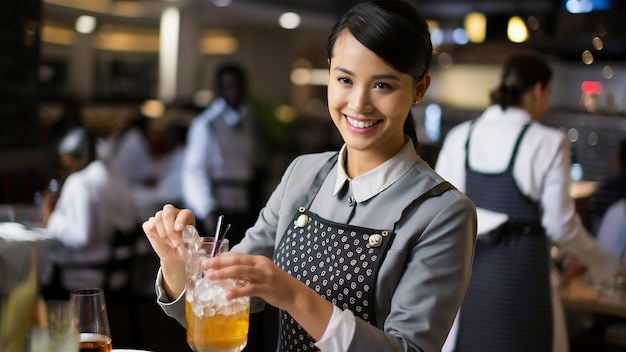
[348,88,373,113]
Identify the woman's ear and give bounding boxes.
[414,73,431,103]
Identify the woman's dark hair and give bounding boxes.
[326,0,432,151]
[490,51,553,110]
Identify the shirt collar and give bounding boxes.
[482,105,532,124]
[201,97,247,127]
[333,140,419,202]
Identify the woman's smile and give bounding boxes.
[345,115,381,130]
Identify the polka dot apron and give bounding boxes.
[273,155,453,351]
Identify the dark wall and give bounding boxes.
[0,0,41,147]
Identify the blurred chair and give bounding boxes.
[0,205,15,222]
[605,322,626,348]
[45,225,145,347]
[101,225,145,348]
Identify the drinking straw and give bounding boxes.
[210,215,231,258]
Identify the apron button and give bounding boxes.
[294,214,309,228]
[368,234,383,247]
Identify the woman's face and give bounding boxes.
[327,30,428,160]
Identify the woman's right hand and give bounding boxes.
[142,204,196,299]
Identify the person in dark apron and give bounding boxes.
[436,51,620,351]
[456,122,553,351]
[142,1,477,351]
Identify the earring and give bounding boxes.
[413,100,420,105]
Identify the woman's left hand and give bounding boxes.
[203,252,300,310]
[203,252,334,340]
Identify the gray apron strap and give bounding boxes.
[302,153,339,207]
[393,181,455,228]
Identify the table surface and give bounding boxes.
[559,276,626,319]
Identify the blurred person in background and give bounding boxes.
[181,63,259,246]
[99,113,157,187]
[132,123,187,221]
[436,51,619,351]
[40,127,138,299]
[597,195,626,264]
[588,139,626,233]
[181,62,275,350]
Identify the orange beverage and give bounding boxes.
[185,299,249,352]
[79,332,112,352]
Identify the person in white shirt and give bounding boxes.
[132,124,187,221]
[436,51,619,351]
[100,114,157,187]
[588,140,626,233]
[597,197,626,263]
[181,63,258,245]
[41,127,138,298]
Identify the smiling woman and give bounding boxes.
[141,1,477,351]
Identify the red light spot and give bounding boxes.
[581,81,603,95]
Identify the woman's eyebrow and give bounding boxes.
[333,66,400,81]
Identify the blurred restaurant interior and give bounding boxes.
[1,0,626,350]
[1,0,625,199]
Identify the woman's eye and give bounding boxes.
[338,77,351,84]
[374,82,391,89]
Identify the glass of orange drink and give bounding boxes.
[185,236,250,352]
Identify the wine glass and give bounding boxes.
[185,236,250,352]
[70,288,112,352]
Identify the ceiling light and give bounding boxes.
[200,30,238,55]
[464,12,486,43]
[75,15,96,34]
[592,36,603,50]
[159,7,180,103]
[452,28,469,45]
[279,12,301,30]
[141,100,165,119]
[290,68,311,85]
[581,50,594,65]
[111,2,143,17]
[507,16,528,43]
[565,0,593,14]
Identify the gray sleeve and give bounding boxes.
[155,268,187,328]
[349,193,477,352]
